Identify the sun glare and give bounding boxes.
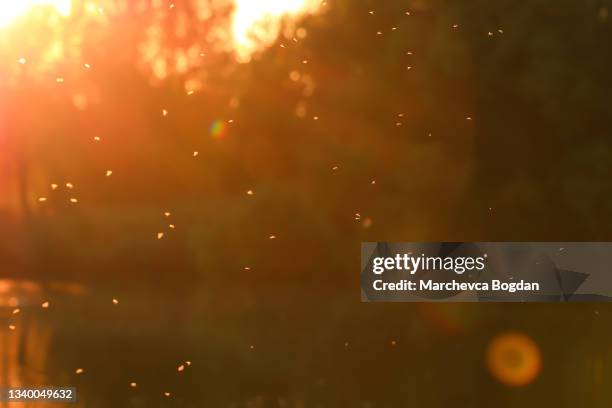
[0,0,71,28]
[231,0,320,61]
[0,0,322,81]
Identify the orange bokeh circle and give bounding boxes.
[486,331,542,387]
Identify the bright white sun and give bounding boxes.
[231,0,320,62]
[0,0,71,28]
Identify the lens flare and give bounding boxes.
[0,1,71,28]
[210,120,229,139]
[486,331,542,387]
[231,0,321,62]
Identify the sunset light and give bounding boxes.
[231,0,321,61]
[0,0,71,28]
[0,0,322,80]
[2,1,604,406]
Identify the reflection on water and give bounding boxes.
[1,280,53,407]
[1,278,611,407]
[0,280,92,407]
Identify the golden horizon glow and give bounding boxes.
[0,0,71,28]
[0,0,323,82]
[231,0,320,62]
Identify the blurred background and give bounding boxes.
[0,0,611,406]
